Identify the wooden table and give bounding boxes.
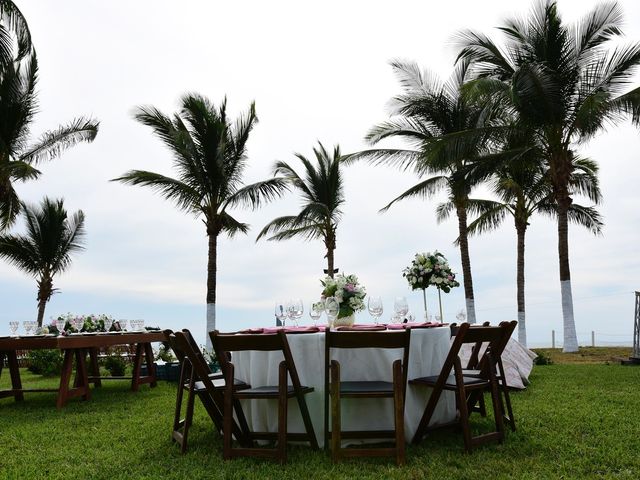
[0,331,167,409]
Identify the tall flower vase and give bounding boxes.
[437,288,444,321]
[422,289,428,321]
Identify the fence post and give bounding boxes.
[591,331,595,348]
[552,330,555,349]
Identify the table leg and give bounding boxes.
[143,343,157,388]
[0,351,4,379]
[74,349,91,401]
[88,348,102,387]
[131,343,143,392]
[57,349,74,409]
[7,350,24,402]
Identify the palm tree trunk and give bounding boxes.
[456,205,476,323]
[557,197,578,352]
[206,232,218,349]
[327,247,335,279]
[516,223,526,347]
[36,275,53,328]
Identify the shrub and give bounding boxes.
[155,343,175,363]
[103,356,126,376]
[533,351,554,366]
[27,349,63,376]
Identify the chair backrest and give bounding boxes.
[439,323,504,382]
[209,330,305,391]
[465,321,491,369]
[325,329,412,387]
[173,331,217,389]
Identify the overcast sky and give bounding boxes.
[1,0,639,347]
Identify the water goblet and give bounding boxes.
[393,296,409,322]
[456,310,466,323]
[9,321,19,336]
[274,302,286,327]
[309,301,323,326]
[291,299,304,327]
[368,296,383,325]
[103,317,113,332]
[435,314,442,324]
[56,318,66,335]
[139,319,145,331]
[325,297,339,327]
[22,321,31,335]
[119,319,128,331]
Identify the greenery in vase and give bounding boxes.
[320,273,366,318]
[403,251,460,293]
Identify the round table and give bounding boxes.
[233,326,456,446]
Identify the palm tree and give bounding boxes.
[0,3,98,231]
[464,152,602,347]
[113,94,287,341]
[348,60,504,323]
[457,0,640,351]
[0,197,85,326]
[257,142,345,278]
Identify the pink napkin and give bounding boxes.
[385,323,405,330]
[335,324,386,331]
[404,322,446,329]
[239,328,264,334]
[262,327,283,334]
[283,326,322,333]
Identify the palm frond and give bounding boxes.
[379,176,448,213]
[19,117,99,164]
[222,177,289,211]
[218,212,249,238]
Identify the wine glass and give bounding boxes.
[9,321,18,337]
[291,299,304,326]
[56,318,66,335]
[368,296,383,325]
[274,302,286,327]
[119,319,128,331]
[456,310,466,323]
[393,296,409,323]
[309,302,323,326]
[435,314,442,324]
[103,317,113,332]
[325,297,339,327]
[22,321,31,335]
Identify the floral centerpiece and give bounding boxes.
[402,251,460,320]
[320,273,366,326]
[49,313,117,335]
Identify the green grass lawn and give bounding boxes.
[1,362,639,479]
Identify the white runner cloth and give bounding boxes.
[233,327,456,446]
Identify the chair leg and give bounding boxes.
[488,373,505,443]
[330,360,341,463]
[501,383,516,432]
[392,360,405,466]
[411,384,443,444]
[456,383,472,453]
[278,361,288,465]
[182,379,197,454]
[223,365,234,460]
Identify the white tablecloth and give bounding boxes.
[233,327,456,446]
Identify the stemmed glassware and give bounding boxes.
[275,301,287,327]
[325,297,339,327]
[119,319,128,331]
[9,321,19,336]
[56,318,66,335]
[309,301,323,326]
[368,296,383,325]
[23,321,33,335]
[393,296,409,323]
[103,317,113,332]
[289,299,303,326]
[434,314,442,324]
[456,310,466,323]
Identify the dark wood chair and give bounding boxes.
[168,331,250,453]
[463,321,518,432]
[410,322,505,452]
[324,329,411,465]
[210,330,319,464]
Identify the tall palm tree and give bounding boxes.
[348,60,504,323]
[0,2,98,231]
[0,197,85,326]
[457,0,640,351]
[114,94,287,341]
[464,153,602,346]
[256,142,345,278]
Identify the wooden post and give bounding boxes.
[552,330,556,349]
[591,331,595,348]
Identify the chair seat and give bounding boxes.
[410,375,488,389]
[191,377,249,392]
[235,385,314,398]
[335,381,395,396]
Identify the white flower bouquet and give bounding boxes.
[403,251,460,293]
[320,273,366,319]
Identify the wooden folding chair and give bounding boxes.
[410,322,505,452]
[210,330,319,464]
[463,321,518,432]
[168,331,250,453]
[324,329,411,465]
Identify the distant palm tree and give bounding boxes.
[464,152,602,346]
[0,197,85,326]
[257,142,345,278]
[348,60,504,323]
[457,0,640,351]
[114,95,286,340]
[0,3,98,231]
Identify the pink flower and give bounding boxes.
[345,284,356,292]
[448,275,454,281]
